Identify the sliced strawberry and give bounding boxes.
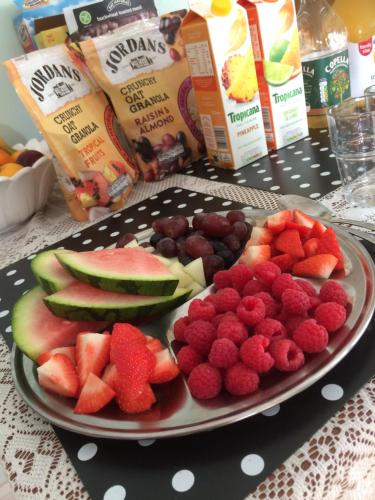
[316,227,344,270]
[270,254,297,272]
[149,349,180,384]
[266,210,292,234]
[240,245,271,267]
[293,209,315,228]
[292,254,338,279]
[110,323,146,365]
[37,346,76,366]
[37,353,79,398]
[285,221,311,237]
[76,333,111,387]
[247,227,273,245]
[275,229,305,258]
[101,363,118,390]
[145,336,164,354]
[303,238,320,257]
[115,343,156,399]
[74,373,115,414]
[116,383,156,414]
[309,220,327,239]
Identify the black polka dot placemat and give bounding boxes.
[0,187,374,500]
[185,128,341,199]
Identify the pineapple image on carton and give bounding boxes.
[182,0,267,170]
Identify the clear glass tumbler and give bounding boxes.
[365,85,375,97]
[327,96,375,207]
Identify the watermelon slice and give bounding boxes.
[12,287,107,361]
[43,282,191,322]
[56,247,178,296]
[31,250,76,294]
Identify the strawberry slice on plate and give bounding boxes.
[303,238,320,257]
[149,349,180,384]
[292,254,338,279]
[101,363,118,390]
[74,373,115,414]
[270,254,297,272]
[316,227,344,270]
[37,346,76,366]
[275,229,305,258]
[285,221,311,238]
[247,227,273,245]
[116,382,156,414]
[309,220,327,239]
[37,353,79,398]
[76,333,111,387]
[240,245,271,267]
[145,336,164,354]
[266,210,292,234]
[110,323,146,365]
[293,209,315,228]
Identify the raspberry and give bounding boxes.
[242,280,269,297]
[281,289,310,315]
[213,270,232,290]
[314,302,346,332]
[224,362,259,396]
[229,264,254,293]
[237,296,266,326]
[254,318,287,341]
[188,299,216,323]
[176,345,203,375]
[173,316,189,343]
[187,363,222,399]
[309,296,321,312]
[293,319,329,353]
[184,320,216,355]
[271,273,300,300]
[217,320,248,345]
[240,335,274,374]
[319,281,348,307]
[296,279,317,297]
[269,339,305,372]
[253,292,279,319]
[210,287,241,313]
[284,315,307,335]
[253,261,281,286]
[208,338,239,368]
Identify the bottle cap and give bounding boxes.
[211,0,232,16]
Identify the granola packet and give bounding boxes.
[80,11,205,182]
[5,43,138,221]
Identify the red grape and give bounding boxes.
[163,215,189,239]
[192,213,206,230]
[222,234,241,252]
[226,210,245,224]
[202,255,225,284]
[156,237,178,257]
[201,214,231,237]
[116,233,137,248]
[150,233,164,247]
[152,217,168,234]
[185,235,214,258]
[232,221,248,241]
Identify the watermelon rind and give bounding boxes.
[31,250,75,294]
[43,284,191,322]
[56,248,179,296]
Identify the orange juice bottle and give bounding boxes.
[333,0,375,97]
[181,0,268,169]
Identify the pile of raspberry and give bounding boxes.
[174,262,349,400]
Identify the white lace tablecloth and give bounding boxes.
[1,174,375,500]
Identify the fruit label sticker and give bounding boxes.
[302,49,351,111]
[81,13,204,182]
[5,44,138,221]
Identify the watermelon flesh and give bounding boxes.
[12,287,108,361]
[31,250,76,294]
[56,247,179,296]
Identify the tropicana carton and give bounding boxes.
[240,0,309,150]
[181,0,268,170]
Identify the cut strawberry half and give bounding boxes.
[270,254,297,272]
[37,353,79,398]
[303,238,320,257]
[240,245,271,267]
[37,346,76,366]
[101,363,118,390]
[275,229,305,258]
[247,227,273,245]
[110,323,146,365]
[293,209,315,228]
[149,349,180,384]
[292,254,338,279]
[74,373,115,414]
[116,383,156,414]
[309,220,327,239]
[285,221,311,237]
[266,210,292,234]
[76,332,111,387]
[316,227,344,270]
[145,336,164,354]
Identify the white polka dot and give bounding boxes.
[222,201,232,206]
[150,195,158,200]
[112,212,122,219]
[299,183,310,188]
[263,177,272,182]
[185,169,194,174]
[72,232,82,239]
[171,470,195,493]
[241,454,265,476]
[207,167,215,172]
[233,172,241,177]
[291,174,301,179]
[137,206,147,211]
[124,218,134,223]
[22,290,29,295]
[257,169,266,174]
[6,270,16,277]
[237,179,247,184]
[138,224,148,230]
[210,175,218,180]
[270,154,278,158]
[163,199,172,204]
[283,167,292,171]
[320,171,331,176]
[95,246,104,251]
[188,192,197,197]
[174,189,182,193]
[57,246,65,250]
[319,129,328,133]
[320,147,329,151]
[151,211,160,216]
[311,141,320,146]
[331,180,342,185]
[27,254,36,260]
[82,239,92,245]
[301,157,311,162]
[294,150,303,155]
[262,404,280,417]
[110,232,120,238]
[103,485,126,500]
[310,163,320,169]
[276,160,285,164]
[329,153,335,158]
[0,310,10,319]
[310,193,321,199]
[252,163,260,167]
[178,204,187,209]
[204,196,213,201]
[287,145,295,149]
[321,383,344,401]
[98,225,107,231]
[5,325,12,333]
[194,208,203,214]
[270,185,280,191]
[304,137,312,141]
[138,439,156,447]
[14,279,25,286]
[77,443,98,461]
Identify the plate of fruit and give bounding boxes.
[10,209,375,439]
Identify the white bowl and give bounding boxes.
[0,139,56,232]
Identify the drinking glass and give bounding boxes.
[327,96,375,207]
[365,85,375,97]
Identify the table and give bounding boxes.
[1,131,375,500]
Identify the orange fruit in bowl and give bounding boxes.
[0,149,12,166]
[0,163,23,177]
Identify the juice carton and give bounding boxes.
[240,0,309,150]
[181,0,268,170]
